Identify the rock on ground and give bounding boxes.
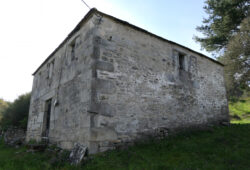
[69,143,88,165]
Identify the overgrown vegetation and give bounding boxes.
[218,16,250,98]
[229,97,250,124]
[0,98,9,121]
[0,139,72,170]
[0,124,250,169]
[0,93,31,130]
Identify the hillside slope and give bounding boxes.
[0,124,250,170]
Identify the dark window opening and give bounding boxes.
[70,42,76,61]
[179,53,185,70]
[42,99,52,138]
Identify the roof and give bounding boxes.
[33,8,223,75]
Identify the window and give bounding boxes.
[179,53,185,70]
[69,36,80,61]
[70,41,76,61]
[173,50,187,71]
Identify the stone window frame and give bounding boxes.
[173,49,188,72]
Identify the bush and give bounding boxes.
[0,93,31,130]
[0,99,9,120]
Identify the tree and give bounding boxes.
[195,0,249,53]
[0,93,31,129]
[195,0,250,99]
[0,99,9,120]
[219,17,250,98]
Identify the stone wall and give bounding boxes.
[2,128,26,146]
[87,16,229,153]
[26,14,101,149]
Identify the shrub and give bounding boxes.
[0,99,9,120]
[0,93,31,130]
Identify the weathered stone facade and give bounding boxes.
[26,9,229,153]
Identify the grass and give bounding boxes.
[83,125,250,170]
[229,97,250,124]
[0,124,250,170]
[0,140,72,170]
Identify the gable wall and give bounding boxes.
[26,15,101,149]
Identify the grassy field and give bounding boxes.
[0,124,250,170]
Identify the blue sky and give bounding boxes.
[101,0,208,55]
[0,0,210,101]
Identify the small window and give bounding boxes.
[179,53,185,70]
[70,41,76,61]
[69,36,80,61]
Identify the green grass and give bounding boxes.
[0,140,73,170]
[229,97,250,124]
[1,124,250,170]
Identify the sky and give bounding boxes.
[0,0,210,102]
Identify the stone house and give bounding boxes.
[26,8,229,153]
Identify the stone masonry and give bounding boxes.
[26,8,229,154]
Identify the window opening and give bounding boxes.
[179,53,185,70]
[70,41,76,61]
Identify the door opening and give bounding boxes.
[42,99,52,139]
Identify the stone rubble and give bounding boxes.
[69,143,88,165]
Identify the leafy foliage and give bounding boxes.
[229,97,250,124]
[218,16,250,97]
[0,93,31,129]
[0,99,9,120]
[196,0,250,99]
[195,0,250,52]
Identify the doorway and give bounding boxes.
[42,99,52,139]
